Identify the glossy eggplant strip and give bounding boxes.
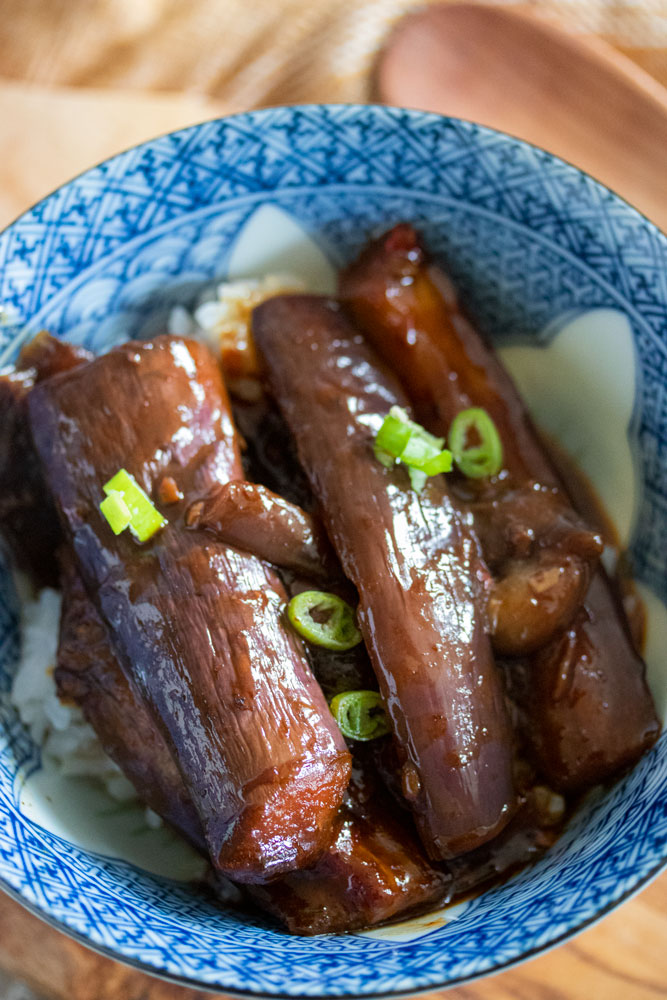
[58,535,432,933]
[510,572,661,789]
[247,759,448,935]
[56,553,207,852]
[339,226,604,656]
[59,553,435,935]
[0,334,92,586]
[230,391,378,700]
[254,296,515,859]
[185,480,340,583]
[341,225,557,485]
[340,225,660,789]
[28,336,351,883]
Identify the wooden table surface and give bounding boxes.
[1,873,666,1000]
[1,4,666,997]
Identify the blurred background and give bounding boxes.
[2,1,667,999]
[2,0,667,228]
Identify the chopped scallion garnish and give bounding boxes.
[448,408,503,479]
[375,409,413,458]
[99,490,132,535]
[287,591,362,651]
[374,406,453,492]
[101,468,167,543]
[330,690,390,741]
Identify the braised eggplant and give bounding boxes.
[0,222,659,935]
[56,552,206,851]
[0,333,91,586]
[28,336,351,883]
[340,224,659,790]
[254,295,516,859]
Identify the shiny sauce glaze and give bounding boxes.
[27,336,351,884]
[0,333,92,587]
[340,225,659,792]
[254,295,516,860]
[0,242,658,933]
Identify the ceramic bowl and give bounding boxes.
[0,104,666,997]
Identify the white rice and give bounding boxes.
[168,274,305,377]
[10,583,160,822]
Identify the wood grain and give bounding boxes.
[376,2,667,234]
[1,875,666,999]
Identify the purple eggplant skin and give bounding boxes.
[253,295,516,860]
[0,333,92,586]
[56,552,207,852]
[185,480,340,583]
[339,224,660,791]
[28,335,351,884]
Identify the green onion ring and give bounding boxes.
[448,407,503,478]
[287,591,362,651]
[329,690,390,741]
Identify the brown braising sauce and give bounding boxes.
[540,429,646,653]
[230,385,628,933]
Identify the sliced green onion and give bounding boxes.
[99,491,132,535]
[448,407,503,479]
[400,434,436,467]
[420,450,454,476]
[408,468,428,493]
[330,690,390,741]
[102,468,167,543]
[287,590,362,651]
[375,410,412,457]
[374,406,453,492]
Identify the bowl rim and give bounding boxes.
[0,101,666,997]
[2,856,667,999]
[1,101,666,245]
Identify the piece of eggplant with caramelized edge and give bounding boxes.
[247,758,448,934]
[0,333,92,587]
[185,480,341,584]
[58,547,448,933]
[28,335,351,883]
[253,295,516,860]
[340,224,659,791]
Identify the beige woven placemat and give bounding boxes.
[3,0,667,103]
[0,0,666,228]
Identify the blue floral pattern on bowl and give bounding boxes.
[0,105,666,996]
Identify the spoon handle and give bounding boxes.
[376,3,667,233]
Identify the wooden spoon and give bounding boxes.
[375,3,667,233]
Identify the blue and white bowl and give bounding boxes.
[0,104,666,996]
